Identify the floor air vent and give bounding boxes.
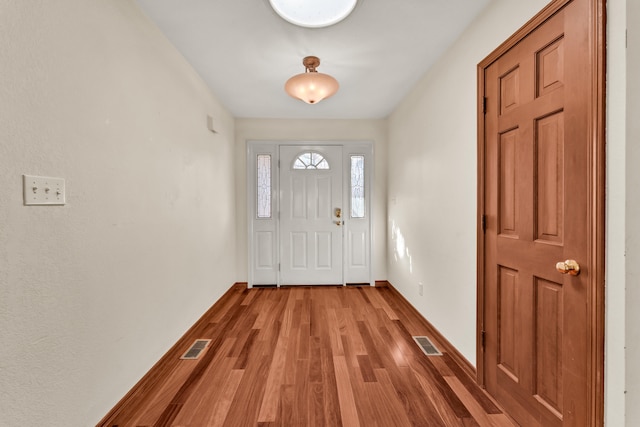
[413,336,442,356]
[180,339,211,360]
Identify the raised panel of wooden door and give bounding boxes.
[536,37,564,97]
[500,67,520,115]
[497,266,520,382]
[479,0,604,425]
[535,111,565,243]
[534,277,564,416]
[499,129,519,237]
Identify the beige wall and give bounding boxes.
[626,0,639,423]
[0,1,236,425]
[234,118,388,282]
[607,0,627,425]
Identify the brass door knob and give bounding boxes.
[556,259,580,276]
[334,220,342,226]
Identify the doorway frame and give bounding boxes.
[247,140,374,288]
[475,0,606,425]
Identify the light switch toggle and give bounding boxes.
[23,175,66,205]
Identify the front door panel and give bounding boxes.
[280,145,343,285]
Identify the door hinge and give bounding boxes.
[482,97,487,114]
[278,159,281,168]
[481,330,486,349]
[278,263,281,272]
[481,214,487,233]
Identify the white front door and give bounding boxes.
[279,145,343,285]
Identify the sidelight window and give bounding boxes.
[350,155,365,218]
[257,154,271,218]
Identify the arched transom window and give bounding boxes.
[292,152,330,170]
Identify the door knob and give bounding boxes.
[556,259,580,276]
[334,220,343,226]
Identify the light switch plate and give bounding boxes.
[23,175,66,205]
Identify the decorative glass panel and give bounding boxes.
[257,154,271,218]
[292,152,330,170]
[351,155,365,218]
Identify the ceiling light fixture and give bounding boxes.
[285,56,339,105]
[269,0,358,28]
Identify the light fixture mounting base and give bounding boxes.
[303,56,320,72]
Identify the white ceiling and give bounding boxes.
[134,0,491,120]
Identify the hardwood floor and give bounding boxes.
[99,284,515,427]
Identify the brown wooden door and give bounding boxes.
[479,0,605,426]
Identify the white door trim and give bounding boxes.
[247,140,374,287]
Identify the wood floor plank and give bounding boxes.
[99,285,515,427]
[333,355,361,427]
[317,324,343,426]
[296,320,310,360]
[292,359,310,426]
[327,307,345,356]
[257,332,290,422]
[275,384,295,426]
[356,354,377,383]
[309,382,327,427]
[205,368,245,427]
[308,335,323,384]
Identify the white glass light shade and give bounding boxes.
[269,0,357,28]
[285,72,339,104]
